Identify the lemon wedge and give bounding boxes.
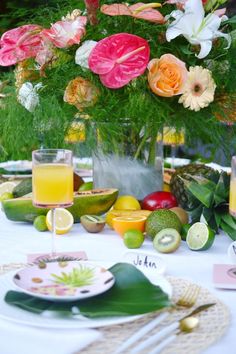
[46,208,74,235]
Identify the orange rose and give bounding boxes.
[148,54,188,97]
[64,77,99,110]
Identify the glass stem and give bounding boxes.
[171,144,176,169]
[51,208,57,258]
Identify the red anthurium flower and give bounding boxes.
[101,2,165,24]
[0,24,42,66]
[88,33,150,89]
[41,17,87,48]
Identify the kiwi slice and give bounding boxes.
[153,228,181,253]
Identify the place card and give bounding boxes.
[27,251,88,264]
[213,264,236,289]
[123,251,166,275]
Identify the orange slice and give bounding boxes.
[112,216,146,237]
[106,209,151,229]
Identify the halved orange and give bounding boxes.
[106,209,151,229]
[112,216,146,237]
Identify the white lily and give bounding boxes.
[166,0,231,59]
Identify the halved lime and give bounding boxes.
[186,222,215,251]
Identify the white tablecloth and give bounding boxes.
[0,210,235,354]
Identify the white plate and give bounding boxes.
[13,261,115,302]
[0,262,172,329]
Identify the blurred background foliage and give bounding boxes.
[0,0,236,165]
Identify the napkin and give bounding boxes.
[0,318,102,354]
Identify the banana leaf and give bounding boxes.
[4,263,171,318]
[182,178,214,208]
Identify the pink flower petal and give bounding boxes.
[101,2,165,23]
[101,4,132,16]
[214,8,226,17]
[0,24,42,66]
[129,3,165,23]
[88,33,150,89]
[41,17,87,48]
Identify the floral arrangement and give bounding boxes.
[0,0,235,162]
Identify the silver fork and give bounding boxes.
[113,283,200,354]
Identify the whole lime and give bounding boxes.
[123,229,144,249]
[34,215,48,232]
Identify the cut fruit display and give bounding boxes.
[186,222,215,251]
[46,208,74,235]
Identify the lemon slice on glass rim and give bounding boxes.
[46,208,74,235]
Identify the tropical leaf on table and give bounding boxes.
[5,263,171,318]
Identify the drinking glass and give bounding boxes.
[32,149,73,258]
[229,156,236,217]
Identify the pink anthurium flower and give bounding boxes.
[41,17,87,48]
[88,33,150,89]
[101,2,165,24]
[0,24,42,66]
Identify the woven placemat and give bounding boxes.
[0,264,230,354]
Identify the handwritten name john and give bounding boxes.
[133,254,157,269]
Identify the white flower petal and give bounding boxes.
[204,14,221,34]
[165,10,183,21]
[184,0,204,28]
[75,40,97,69]
[214,31,232,49]
[18,82,42,113]
[166,25,184,41]
[196,40,212,59]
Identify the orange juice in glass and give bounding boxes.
[230,156,236,217]
[33,164,73,208]
[32,149,73,257]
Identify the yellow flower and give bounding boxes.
[178,66,216,112]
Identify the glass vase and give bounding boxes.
[92,120,163,200]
